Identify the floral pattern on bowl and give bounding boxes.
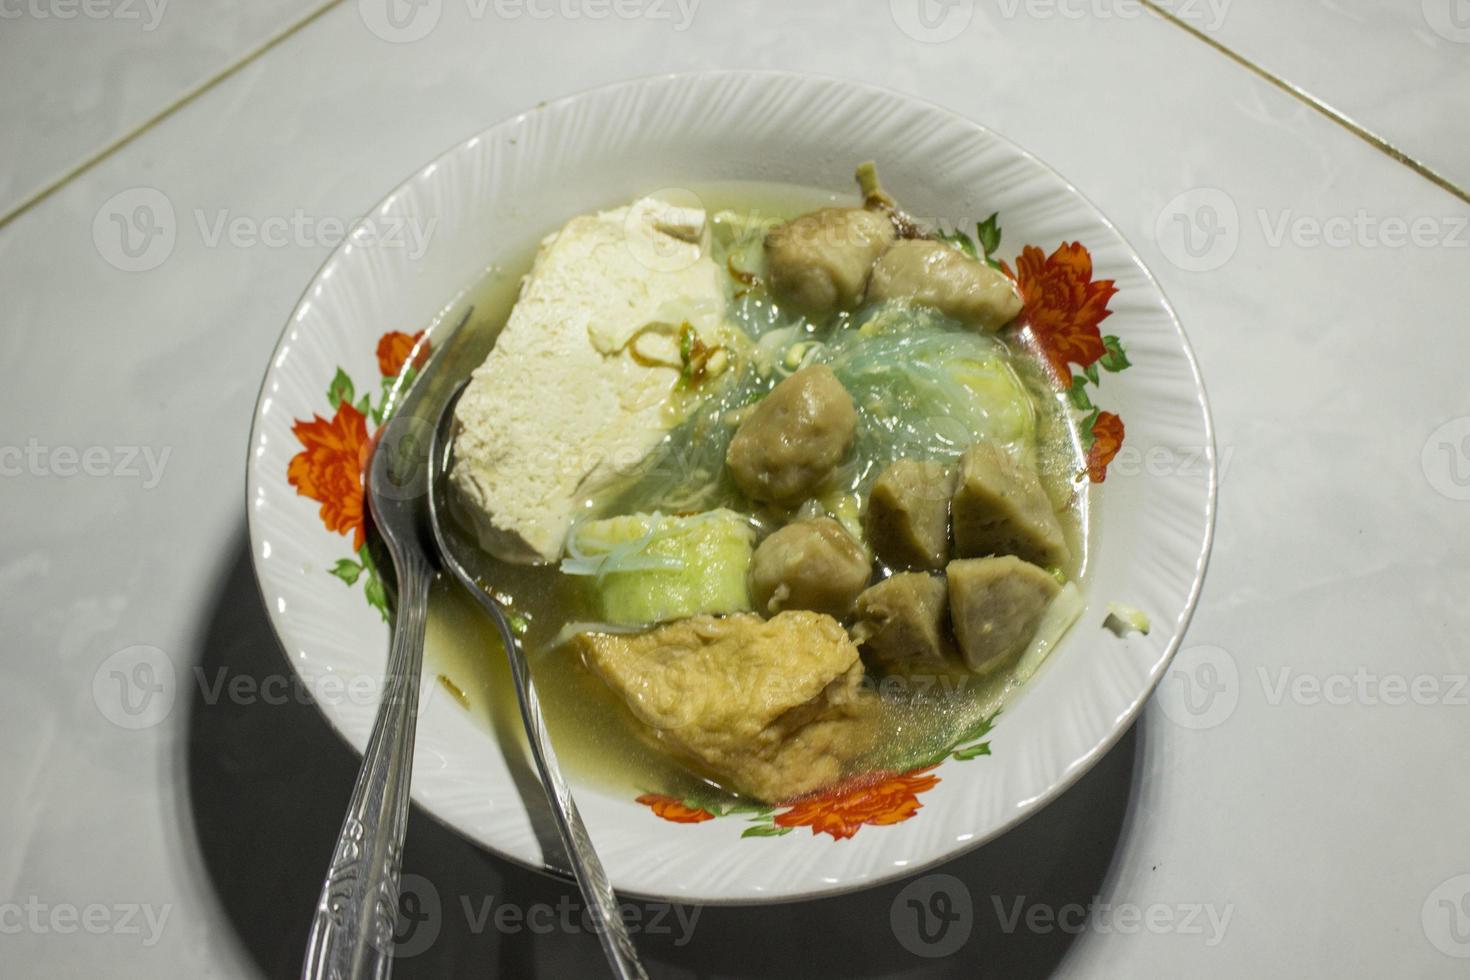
[286,330,430,619]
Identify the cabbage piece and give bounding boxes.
[1104,602,1152,637]
[561,510,755,626]
[1013,582,1085,683]
[814,301,1038,491]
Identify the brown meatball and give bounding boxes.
[947,556,1060,674]
[765,208,896,314]
[852,573,955,669]
[951,442,1070,569]
[749,518,872,619]
[867,239,1024,331]
[726,365,857,506]
[864,458,955,570]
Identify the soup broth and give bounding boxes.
[423,181,1090,806]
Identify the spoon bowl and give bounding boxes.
[427,381,648,980]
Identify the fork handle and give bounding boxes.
[302,551,431,980]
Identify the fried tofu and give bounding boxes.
[575,612,877,803]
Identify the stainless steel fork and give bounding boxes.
[300,316,647,979]
[299,323,459,980]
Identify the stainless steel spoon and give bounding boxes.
[300,310,647,979]
[427,381,648,980]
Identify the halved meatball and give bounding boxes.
[864,458,954,571]
[748,517,872,619]
[852,572,955,668]
[951,442,1070,570]
[765,208,896,314]
[726,365,857,506]
[947,556,1060,674]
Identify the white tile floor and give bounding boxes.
[1183,0,1470,189]
[2,2,1468,977]
[0,0,332,219]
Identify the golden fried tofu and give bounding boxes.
[574,612,877,803]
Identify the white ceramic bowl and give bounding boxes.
[246,70,1215,904]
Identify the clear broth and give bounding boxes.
[423,181,1090,806]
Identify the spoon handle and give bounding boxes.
[302,550,432,980]
[463,578,650,980]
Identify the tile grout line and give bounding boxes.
[0,0,349,233]
[3,0,1464,229]
[1140,0,1470,207]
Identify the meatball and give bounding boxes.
[951,442,1070,570]
[726,365,857,506]
[864,458,954,570]
[867,239,1024,331]
[852,573,955,668]
[765,208,896,314]
[947,556,1060,674]
[748,518,872,619]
